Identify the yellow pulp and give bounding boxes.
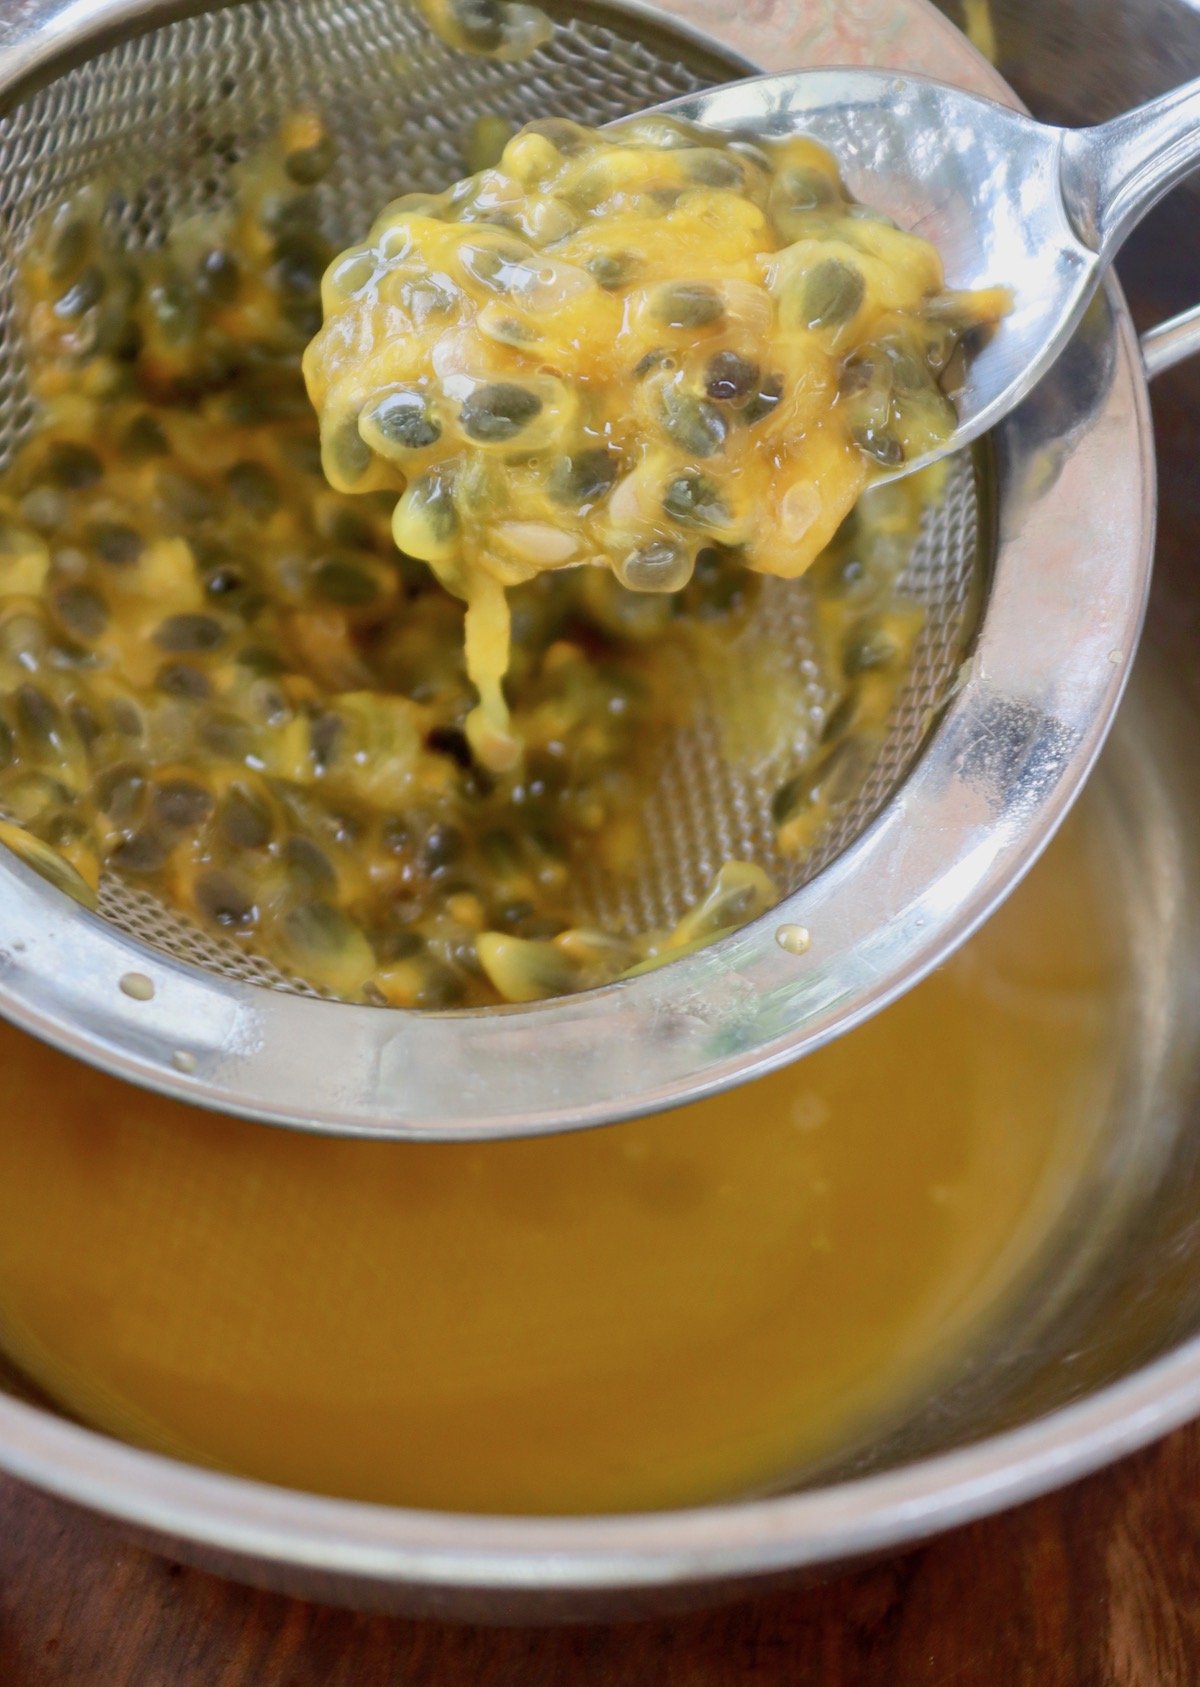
[0,792,1121,1515]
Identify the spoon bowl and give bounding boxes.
[653,67,1200,472]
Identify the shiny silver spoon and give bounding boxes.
[652,68,1200,470]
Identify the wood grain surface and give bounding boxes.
[3,1422,1200,1686]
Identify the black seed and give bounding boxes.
[120,415,169,460]
[88,521,144,567]
[54,265,106,318]
[284,835,337,893]
[374,928,426,961]
[459,382,543,443]
[421,824,464,871]
[156,661,212,700]
[204,566,247,600]
[801,258,865,329]
[154,614,225,655]
[43,441,102,490]
[111,827,167,874]
[195,869,256,928]
[219,783,273,849]
[225,460,280,518]
[705,350,759,403]
[550,448,617,506]
[284,136,336,185]
[153,779,215,829]
[364,389,441,452]
[427,725,473,769]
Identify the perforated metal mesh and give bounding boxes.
[0,0,983,990]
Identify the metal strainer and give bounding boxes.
[0,0,1157,1138]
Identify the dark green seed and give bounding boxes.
[852,425,905,467]
[820,694,858,745]
[843,623,898,675]
[153,779,214,829]
[682,149,744,187]
[236,646,286,677]
[661,388,727,457]
[120,415,169,460]
[879,337,931,391]
[619,539,694,593]
[196,869,256,928]
[200,713,251,760]
[54,265,106,318]
[771,771,808,826]
[284,136,336,185]
[220,784,273,849]
[67,700,100,752]
[415,959,466,1009]
[110,699,143,738]
[310,711,343,772]
[449,0,504,50]
[651,282,724,329]
[273,231,328,297]
[585,252,633,290]
[771,165,837,216]
[88,522,144,567]
[43,442,102,491]
[550,448,617,506]
[839,353,883,398]
[364,389,441,452]
[421,824,464,871]
[48,218,89,282]
[154,613,225,654]
[705,351,760,403]
[633,348,672,380]
[374,928,426,961]
[156,661,212,700]
[459,382,543,443]
[204,566,247,600]
[15,684,62,748]
[150,277,200,342]
[327,416,373,485]
[111,828,167,874]
[225,460,280,518]
[743,376,783,427]
[662,470,728,527]
[801,258,865,329]
[284,835,337,894]
[157,470,219,525]
[198,247,240,302]
[312,557,379,607]
[53,585,108,640]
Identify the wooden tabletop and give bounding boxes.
[2,1421,1198,1685]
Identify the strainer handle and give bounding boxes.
[1141,305,1200,379]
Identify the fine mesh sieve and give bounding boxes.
[0,0,1151,1138]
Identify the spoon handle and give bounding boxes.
[1062,76,1200,257]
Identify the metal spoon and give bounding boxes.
[653,69,1200,470]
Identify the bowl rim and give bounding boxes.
[0,0,1175,1605]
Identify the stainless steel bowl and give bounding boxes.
[1,0,1199,1623]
